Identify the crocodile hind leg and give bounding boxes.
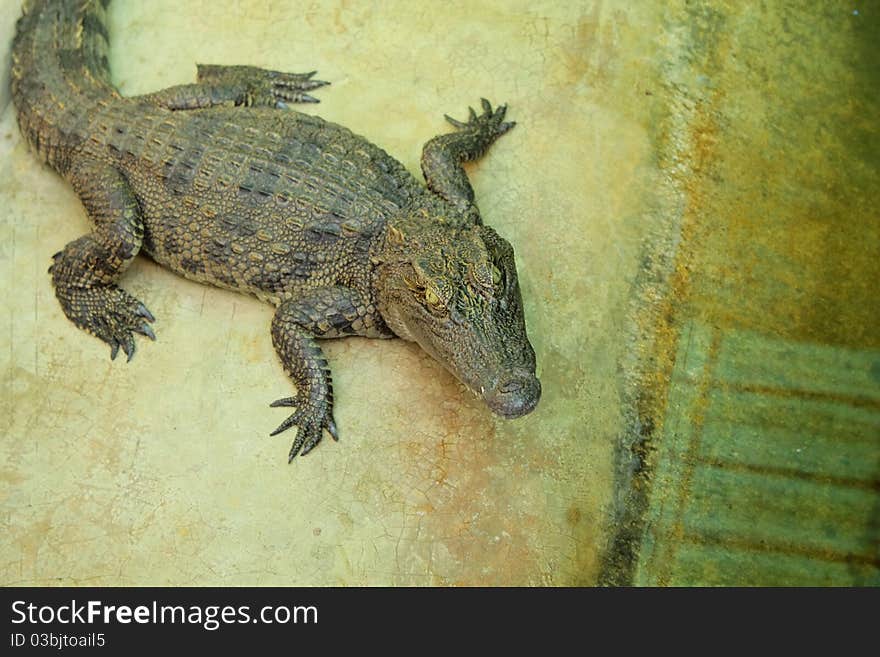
[49,161,155,361]
[421,98,516,223]
[137,65,329,110]
[269,286,390,461]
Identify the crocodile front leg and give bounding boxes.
[270,286,389,461]
[137,64,329,110]
[421,98,516,223]
[49,160,156,361]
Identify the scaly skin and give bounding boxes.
[11,0,541,462]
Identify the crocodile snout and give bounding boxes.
[484,373,541,419]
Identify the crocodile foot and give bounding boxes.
[197,64,330,108]
[260,69,331,107]
[51,277,156,362]
[269,395,339,462]
[444,98,516,138]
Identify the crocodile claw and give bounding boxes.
[269,395,337,461]
[444,98,517,139]
[262,68,329,106]
[327,418,339,441]
[121,335,135,362]
[136,303,155,322]
[270,406,305,436]
[271,88,323,104]
[273,75,329,92]
[134,322,156,341]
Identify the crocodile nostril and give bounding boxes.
[484,376,541,419]
[498,380,524,394]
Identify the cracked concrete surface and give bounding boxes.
[1,1,660,585]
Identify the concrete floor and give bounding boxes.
[1,1,659,585]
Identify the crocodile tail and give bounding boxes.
[12,0,117,168]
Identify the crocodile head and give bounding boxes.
[376,222,541,419]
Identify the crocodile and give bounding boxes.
[11,0,541,461]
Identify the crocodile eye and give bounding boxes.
[425,289,440,306]
[491,265,502,286]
